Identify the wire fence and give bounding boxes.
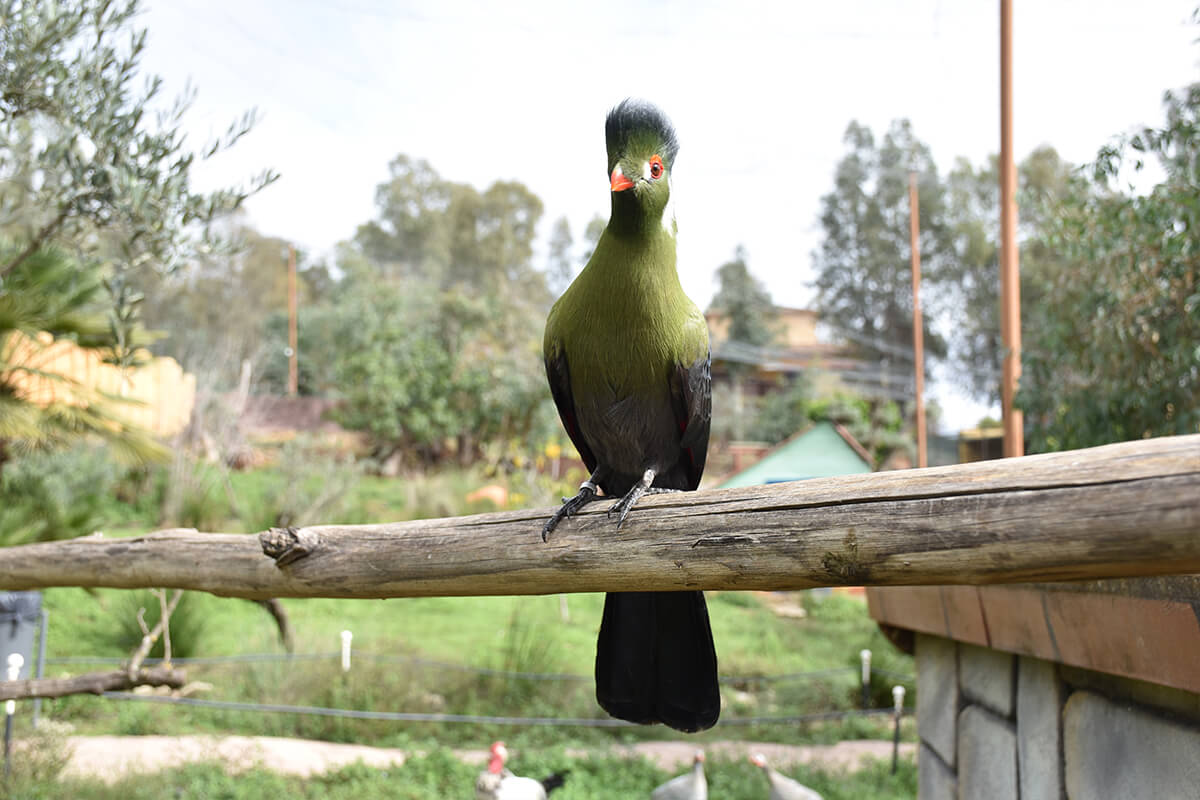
[99,691,910,729]
[30,646,916,738]
[45,651,915,687]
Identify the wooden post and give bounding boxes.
[287,244,298,397]
[999,0,1024,456]
[909,172,927,468]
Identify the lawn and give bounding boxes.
[35,584,912,751]
[13,456,915,794]
[6,743,917,800]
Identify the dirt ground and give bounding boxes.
[59,735,915,783]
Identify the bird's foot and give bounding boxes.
[541,480,598,541]
[606,469,657,528]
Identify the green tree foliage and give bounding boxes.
[0,0,271,496]
[709,245,778,347]
[1019,83,1200,451]
[0,0,276,366]
[354,156,545,298]
[545,215,575,295]
[135,218,300,380]
[0,444,117,546]
[286,157,558,464]
[0,243,165,473]
[813,120,950,368]
[324,279,553,465]
[941,148,1076,403]
[747,375,908,468]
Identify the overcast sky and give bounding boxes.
[138,0,1199,430]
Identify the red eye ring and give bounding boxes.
[649,155,664,179]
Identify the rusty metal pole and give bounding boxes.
[287,244,298,397]
[999,0,1024,457]
[909,172,927,468]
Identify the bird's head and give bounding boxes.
[693,750,706,765]
[604,98,679,235]
[488,741,509,774]
[749,753,767,769]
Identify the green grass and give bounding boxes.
[2,749,917,800]
[23,455,914,768]
[37,586,912,751]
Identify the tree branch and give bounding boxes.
[0,208,70,279]
[127,588,183,678]
[254,598,295,653]
[0,667,186,702]
[0,436,1196,598]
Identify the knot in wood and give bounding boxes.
[259,526,321,567]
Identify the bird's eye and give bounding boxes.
[649,155,664,179]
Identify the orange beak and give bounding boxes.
[610,166,635,192]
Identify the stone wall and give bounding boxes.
[914,633,1200,800]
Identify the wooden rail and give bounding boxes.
[1,436,1197,599]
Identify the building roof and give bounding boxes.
[717,421,873,488]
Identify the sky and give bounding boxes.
[137,0,1199,431]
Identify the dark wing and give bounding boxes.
[668,349,711,490]
[544,348,598,474]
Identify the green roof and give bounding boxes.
[718,421,872,488]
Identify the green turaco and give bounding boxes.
[541,99,718,733]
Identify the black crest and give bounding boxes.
[605,99,680,168]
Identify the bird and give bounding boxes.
[748,753,824,800]
[541,98,719,733]
[651,749,707,800]
[475,741,568,800]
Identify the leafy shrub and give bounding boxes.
[0,445,118,545]
[0,720,73,797]
[109,590,207,660]
[237,436,365,532]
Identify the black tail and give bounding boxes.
[594,591,720,732]
[540,770,569,795]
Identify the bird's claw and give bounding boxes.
[542,484,598,541]
[606,498,635,528]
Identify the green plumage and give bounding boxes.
[541,99,719,733]
[544,223,707,416]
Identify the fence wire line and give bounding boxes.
[46,652,914,686]
[99,692,908,728]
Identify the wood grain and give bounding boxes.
[1,435,1197,599]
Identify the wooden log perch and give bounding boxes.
[0,667,186,701]
[0,435,1197,599]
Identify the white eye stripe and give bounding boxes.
[661,175,676,237]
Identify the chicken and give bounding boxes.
[475,742,568,800]
[651,749,707,800]
[748,753,823,800]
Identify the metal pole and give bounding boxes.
[999,0,1024,457]
[31,608,47,729]
[860,649,872,710]
[4,654,22,778]
[287,244,299,397]
[891,684,906,774]
[909,172,927,468]
[340,630,353,673]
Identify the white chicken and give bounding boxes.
[748,753,823,800]
[475,741,568,800]
[651,749,707,800]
